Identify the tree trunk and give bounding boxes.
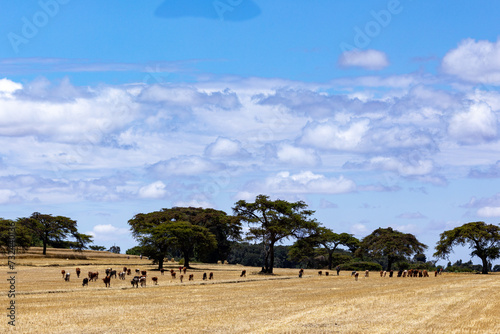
[387,257,393,271]
[183,253,190,269]
[328,251,333,270]
[42,232,48,255]
[158,257,164,270]
[480,256,489,274]
[268,243,275,274]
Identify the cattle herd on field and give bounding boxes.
[59,267,443,288]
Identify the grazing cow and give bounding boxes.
[423,270,429,277]
[131,276,140,288]
[380,270,384,277]
[180,275,184,283]
[160,268,165,275]
[318,271,323,276]
[354,272,359,281]
[109,270,117,279]
[365,270,369,278]
[209,272,214,280]
[240,270,246,277]
[127,269,131,275]
[397,270,403,277]
[407,269,413,277]
[123,267,127,273]
[403,270,408,278]
[152,277,158,285]
[140,276,147,287]
[88,272,99,282]
[135,269,140,274]
[82,278,89,287]
[76,268,81,278]
[189,274,194,281]
[435,271,438,277]
[325,271,329,276]
[102,276,111,288]
[383,271,387,277]
[171,272,176,279]
[61,270,66,279]
[119,271,126,280]
[203,273,207,280]
[105,268,112,276]
[141,270,147,277]
[179,266,183,273]
[299,269,304,278]
[389,270,394,278]
[65,272,70,281]
[183,267,187,274]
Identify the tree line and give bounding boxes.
[2,195,500,274]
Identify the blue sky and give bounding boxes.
[1,0,500,266]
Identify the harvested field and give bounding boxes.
[2,249,499,333]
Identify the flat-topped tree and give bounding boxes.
[0,218,32,253]
[20,212,92,255]
[357,227,427,271]
[233,194,319,274]
[434,221,500,274]
[128,211,218,269]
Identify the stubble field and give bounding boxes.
[2,248,500,333]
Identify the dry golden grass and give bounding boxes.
[2,248,499,333]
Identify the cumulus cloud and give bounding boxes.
[346,156,434,177]
[300,120,370,151]
[139,181,168,199]
[244,171,356,195]
[477,206,500,217]
[462,193,500,218]
[338,49,389,70]
[275,143,321,166]
[442,38,500,84]
[468,160,500,178]
[204,137,249,158]
[149,156,224,176]
[88,224,130,242]
[448,102,498,144]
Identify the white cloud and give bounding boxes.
[300,120,370,151]
[276,144,320,166]
[0,78,22,98]
[139,181,167,199]
[366,156,434,176]
[88,224,130,242]
[442,38,500,84]
[350,223,369,236]
[448,102,498,144]
[338,49,389,70]
[149,156,224,176]
[205,137,249,158]
[477,206,500,217]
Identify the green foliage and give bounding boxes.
[434,221,500,274]
[227,242,301,268]
[125,246,143,255]
[339,261,383,271]
[19,212,92,255]
[89,245,107,251]
[108,245,120,254]
[357,227,427,271]
[129,210,218,269]
[0,218,32,253]
[233,194,319,273]
[446,259,483,273]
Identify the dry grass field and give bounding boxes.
[2,248,499,333]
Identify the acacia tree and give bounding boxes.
[315,228,360,270]
[0,218,32,253]
[20,212,92,255]
[233,194,319,274]
[434,221,500,274]
[357,227,427,271]
[129,211,218,269]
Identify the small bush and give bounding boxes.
[339,261,382,271]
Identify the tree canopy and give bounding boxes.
[0,218,32,253]
[357,227,427,271]
[19,212,92,255]
[434,221,500,274]
[233,194,319,273]
[128,210,218,269]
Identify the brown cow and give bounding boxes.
[131,276,140,288]
[318,271,323,276]
[171,272,176,279]
[88,271,99,282]
[365,270,369,277]
[123,267,127,273]
[127,269,131,275]
[183,267,187,274]
[380,270,383,277]
[435,271,438,277]
[180,275,184,283]
[423,270,429,277]
[240,270,246,277]
[152,277,158,285]
[160,268,165,275]
[299,269,304,278]
[189,274,194,281]
[140,276,147,287]
[203,273,207,280]
[141,270,147,277]
[209,272,214,280]
[61,270,66,279]
[103,275,111,288]
[76,268,81,278]
[354,272,359,281]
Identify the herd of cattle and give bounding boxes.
[59,266,226,288]
[59,267,440,288]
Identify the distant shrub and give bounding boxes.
[339,261,382,271]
